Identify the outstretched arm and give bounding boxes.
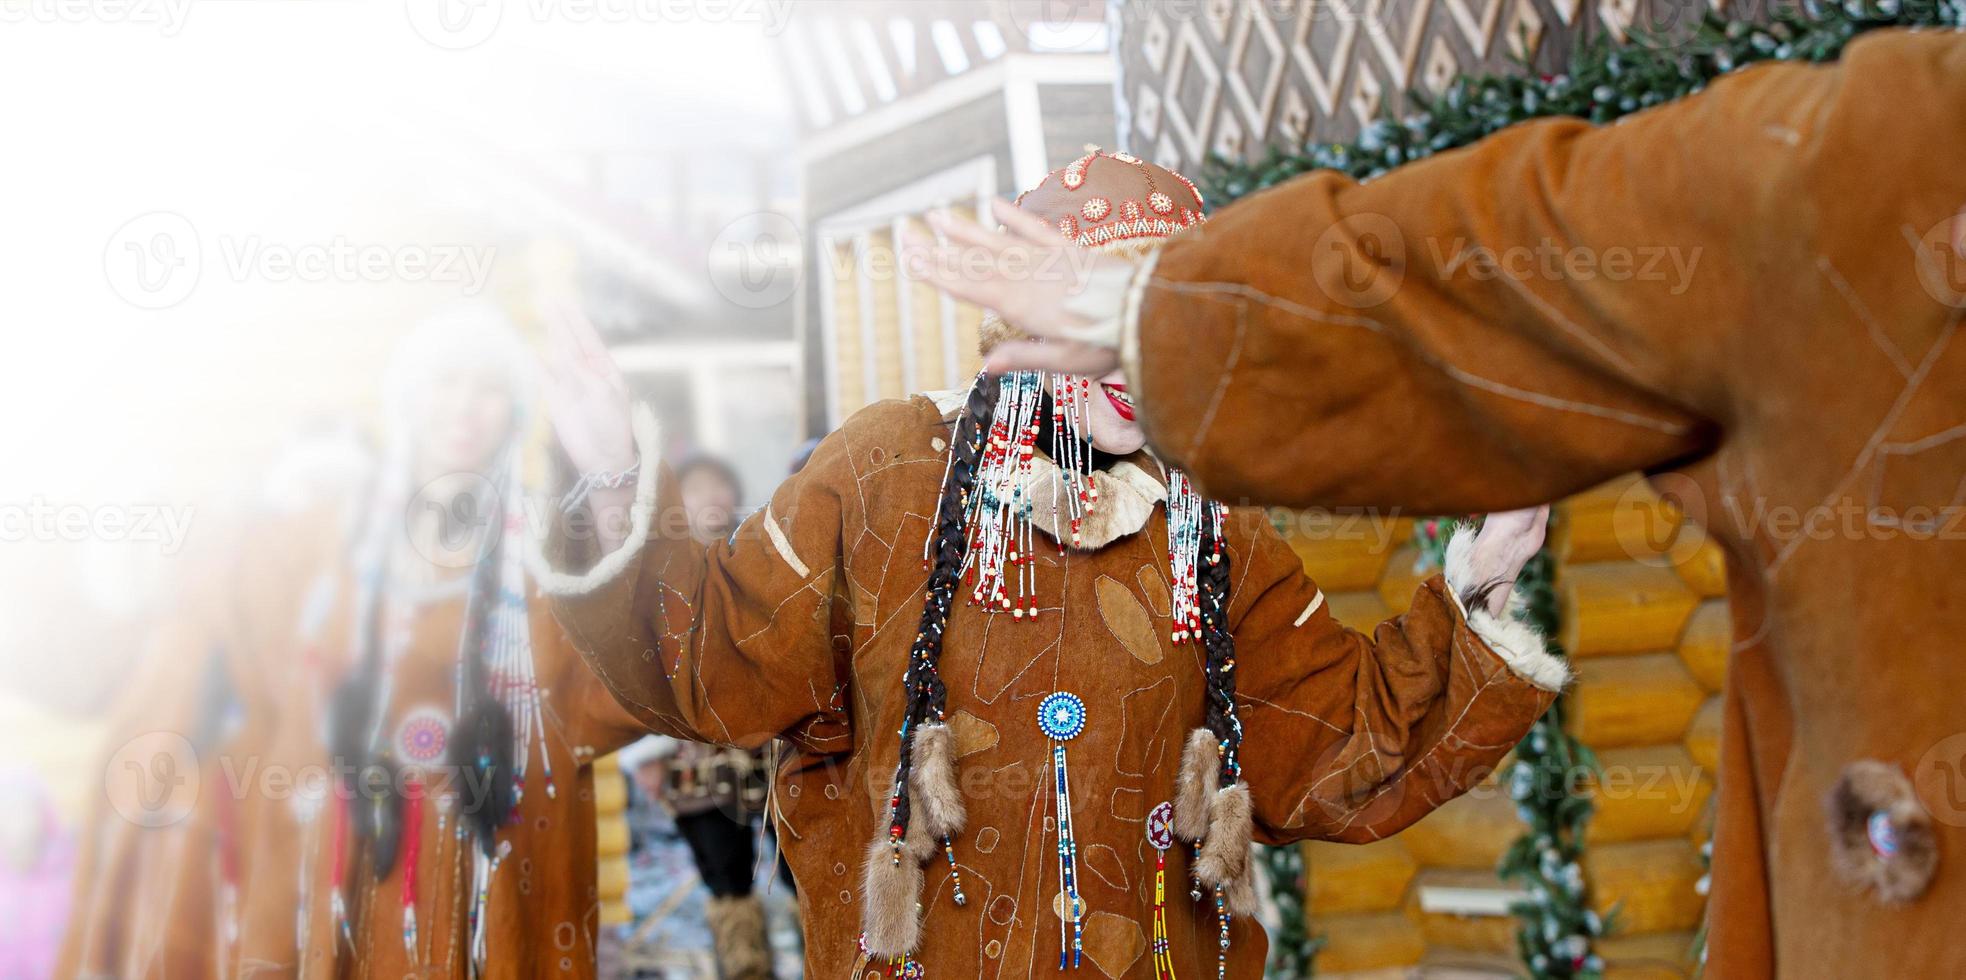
[1229,511,1563,844]
[915,32,1966,511]
[537,300,855,753]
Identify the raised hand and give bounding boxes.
[538,293,636,477]
[904,198,1135,377]
[1465,506,1551,616]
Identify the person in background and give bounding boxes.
[60,303,651,979]
[646,453,780,980]
[536,152,1564,979]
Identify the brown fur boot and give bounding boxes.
[706,894,775,980]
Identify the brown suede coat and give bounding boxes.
[551,392,1556,979]
[58,510,646,979]
[1124,29,1966,977]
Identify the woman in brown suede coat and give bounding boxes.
[918,28,1966,979]
[59,308,647,980]
[541,153,1568,979]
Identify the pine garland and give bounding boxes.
[1206,4,1955,976]
[1261,843,1327,978]
[1420,519,1604,978]
[1203,0,1963,198]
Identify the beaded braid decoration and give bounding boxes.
[886,378,998,885]
[400,773,424,957]
[953,371,1097,617]
[486,460,553,808]
[1192,505,1242,980]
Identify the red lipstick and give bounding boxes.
[1102,383,1136,421]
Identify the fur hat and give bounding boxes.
[980,148,1209,354]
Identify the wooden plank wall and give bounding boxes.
[1280,476,1726,978]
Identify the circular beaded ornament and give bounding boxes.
[394,706,451,767]
[1037,692,1087,741]
[1146,801,1175,851]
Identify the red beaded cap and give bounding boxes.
[1013,147,1207,252]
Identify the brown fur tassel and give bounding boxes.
[1220,859,1261,917]
[909,724,966,839]
[1174,727,1217,842]
[1825,760,1938,904]
[1195,782,1254,887]
[860,836,926,956]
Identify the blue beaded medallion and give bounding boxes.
[1037,692,1087,741]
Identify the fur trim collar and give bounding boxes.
[1015,455,1166,550]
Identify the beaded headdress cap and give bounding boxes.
[980,148,1207,355]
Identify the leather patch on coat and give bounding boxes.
[1826,760,1938,904]
[1096,574,1162,665]
[947,709,999,758]
[1082,910,1147,977]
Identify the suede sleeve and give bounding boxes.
[1130,30,1966,512]
[1224,512,1557,843]
[544,418,856,755]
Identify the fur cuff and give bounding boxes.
[859,837,925,957]
[527,402,662,597]
[1173,728,1217,842]
[908,724,966,839]
[1195,783,1254,887]
[1443,528,1570,692]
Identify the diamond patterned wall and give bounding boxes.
[1115,0,1738,175]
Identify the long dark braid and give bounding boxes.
[449,474,517,856]
[886,376,996,845]
[1195,504,1241,788]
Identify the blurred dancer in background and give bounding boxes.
[60,303,653,978]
